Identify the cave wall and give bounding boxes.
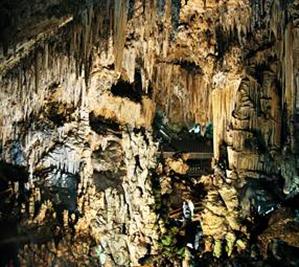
[0,0,298,266]
[212,0,299,195]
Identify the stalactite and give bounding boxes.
[34,51,39,93]
[1,1,299,265]
[113,0,129,72]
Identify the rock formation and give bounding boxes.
[0,0,299,266]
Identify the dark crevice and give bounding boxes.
[173,60,203,75]
[171,0,181,32]
[0,161,28,183]
[89,112,121,135]
[111,68,149,102]
[111,79,141,102]
[128,0,135,20]
[215,25,238,60]
[45,104,75,127]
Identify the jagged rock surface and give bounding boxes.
[0,0,299,266]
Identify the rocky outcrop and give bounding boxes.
[7,123,160,266]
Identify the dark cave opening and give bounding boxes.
[0,161,30,267]
[110,78,142,102]
[153,111,213,153]
[152,110,214,180]
[89,112,122,136]
[173,60,203,75]
[215,25,236,59]
[110,68,153,102]
[111,76,142,103]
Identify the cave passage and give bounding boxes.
[153,111,214,177]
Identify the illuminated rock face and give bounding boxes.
[0,0,299,266]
